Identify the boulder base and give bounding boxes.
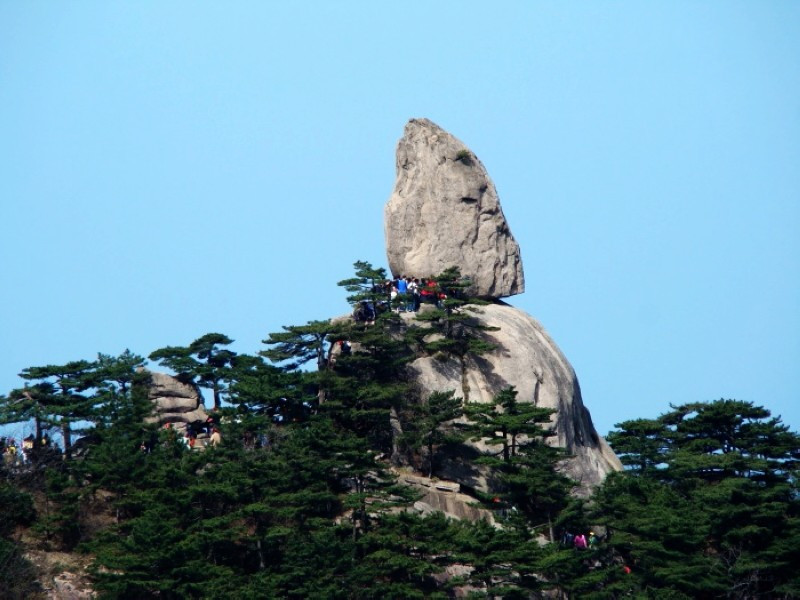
[403,303,621,493]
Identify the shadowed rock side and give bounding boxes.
[385,118,524,299]
[404,303,622,493]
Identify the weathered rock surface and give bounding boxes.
[145,371,208,426]
[385,118,524,299]
[399,472,496,523]
[402,303,622,493]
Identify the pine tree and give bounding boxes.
[411,266,497,363]
[337,260,392,312]
[600,399,800,598]
[1,385,49,447]
[401,390,464,477]
[462,386,573,543]
[18,360,95,457]
[149,333,236,410]
[261,319,350,410]
[606,417,670,476]
[463,386,555,463]
[75,352,157,510]
[227,353,311,424]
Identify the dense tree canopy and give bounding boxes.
[0,262,797,598]
[596,399,800,598]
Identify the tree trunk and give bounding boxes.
[213,383,221,411]
[61,421,71,458]
[389,405,404,466]
[257,538,266,570]
[34,415,43,445]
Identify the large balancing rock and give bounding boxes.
[385,118,524,299]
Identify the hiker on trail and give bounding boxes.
[588,531,598,549]
[406,277,418,312]
[420,279,437,304]
[22,436,34,463]
[436,289,447,309]
[353,300,376,325]
[4,443,18,466]
[205,413,220,435]
[209,428,222,447]
[396,276,408,295]
[414,278,422,310]
[574,533,587,550]
[396,276,408,312]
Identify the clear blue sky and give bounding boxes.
[1,2,798,439]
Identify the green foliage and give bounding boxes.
[606,417,669,475]
[319,315,414,454]
[337,260,390,308]
[460,386,574,543]
[0,538,42,600]
[5,258,797,599]
[0,483,35,537]
[18,359,95,456]
[401,390,464,477]
[600,399,800,598]
[32,465,83,550]
[0,484,40,599]
[411,266,497,361]
[261,320,344,372]
[463,386,555,462]
[228,353,311,423]
[455,149,472,165]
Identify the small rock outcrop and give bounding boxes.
[146,371,208,426]
[399,472,496,523]
[384,118,524,299]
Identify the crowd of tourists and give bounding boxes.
[561,530,605,550]
[1,434,53,467]
[353,275,456,324]
[154,414,223,451]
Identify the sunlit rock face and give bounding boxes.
[384,118,524,299]
[402,304,622,493]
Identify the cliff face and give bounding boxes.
[385,119,621,493]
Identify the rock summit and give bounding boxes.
[385,118,524,299]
